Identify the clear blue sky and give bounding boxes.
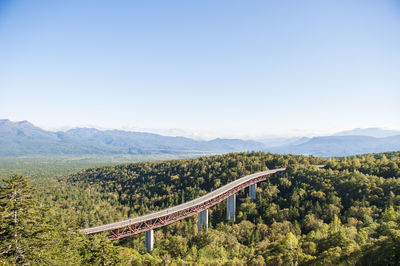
[1,0,399,138]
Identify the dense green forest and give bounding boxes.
[1,152,400,265]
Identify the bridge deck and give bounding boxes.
[81,168,286,235]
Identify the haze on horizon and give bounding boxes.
[1,0,399,139]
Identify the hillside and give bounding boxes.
[1,152,400,264]
[69,152,324,220]
[64,152,400,264]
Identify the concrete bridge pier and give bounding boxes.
[198,209,208,232]
[249,184,257,199]
[226,194,236,221]
[145,229,154,252]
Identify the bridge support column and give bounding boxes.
[198,209,208,232]
[145,230,154,252]
[226,194,236,221]
[249,184,257,199]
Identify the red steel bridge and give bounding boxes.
[81,166,327,251]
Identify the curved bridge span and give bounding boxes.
[81,168,286,243]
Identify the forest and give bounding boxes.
[1,151,400,265]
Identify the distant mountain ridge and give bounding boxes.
[267,135,400,157]
[333,128,400,138]
[1,119,399,157]
[0,119,266,156]
[257,137,310,147]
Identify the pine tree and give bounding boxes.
[0,174,48,264]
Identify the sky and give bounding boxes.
[1,0,399,139]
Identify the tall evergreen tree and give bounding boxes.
[0,174,48,264]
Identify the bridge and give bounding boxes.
[81,167,290,251]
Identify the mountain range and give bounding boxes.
[0,119,264,156]
[268,135,400,157]
[1,119,399,157]
[333,128,400,138]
